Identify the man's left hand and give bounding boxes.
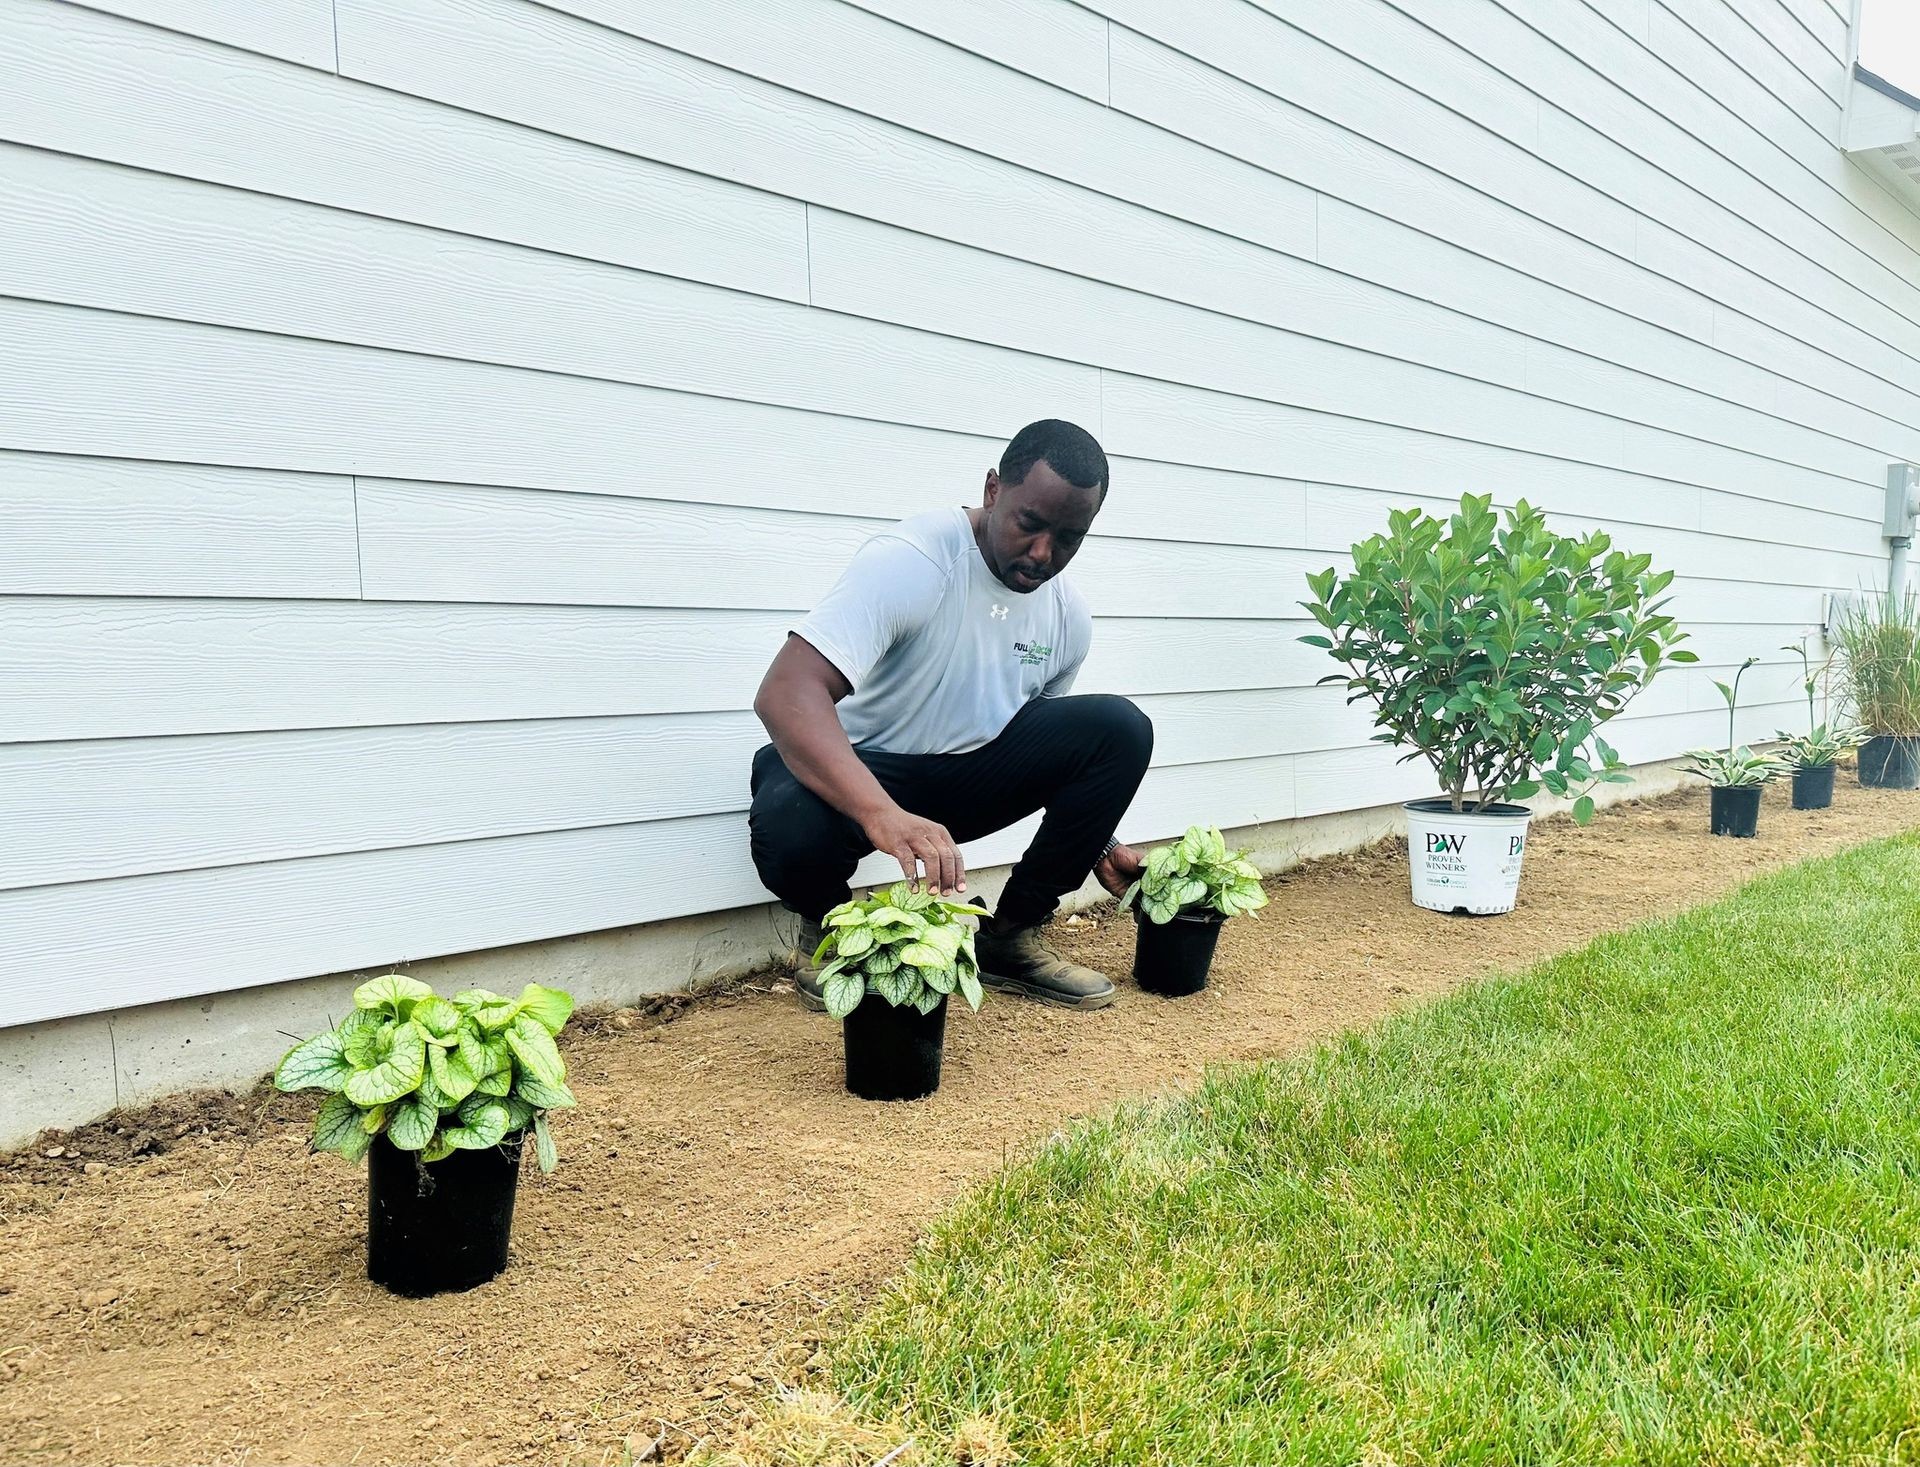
[1094,842,1145,900]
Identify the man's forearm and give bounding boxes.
[754,642,967,895]
[757,677,896,828]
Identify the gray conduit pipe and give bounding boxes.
[1883,463,1919,603]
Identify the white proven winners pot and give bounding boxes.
[1402,799,1533,915]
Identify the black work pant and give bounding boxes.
[748,694,1154,928]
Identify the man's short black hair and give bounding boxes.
[999,419,1110,496]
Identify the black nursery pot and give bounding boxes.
[843,992,947,1101]
[1132,907,1226,997]
[367,1131,524,1298]
[1791,763,1836,810]
[1859,735,1920,790]
[1709,784,1762,838]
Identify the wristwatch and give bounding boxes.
[1099,836,1120,862]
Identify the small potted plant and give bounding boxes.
[1119,823,1268,996]
[815,883,987,1101]
[1683,657,1785,836]
[1776,635,1862,810]
[274,974,576,1297]
[1833,591,1920,789]
[1303,495,1694,915]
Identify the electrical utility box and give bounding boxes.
[1885,462,1919,541]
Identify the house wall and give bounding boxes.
[3,0,1916,1091]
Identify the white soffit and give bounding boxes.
[1846,65,1920,217]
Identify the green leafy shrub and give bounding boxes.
[1684,657,1786,788]
[815,883,989,1021]
[1121,824,1269,924]
[1833,591,1920,738]
[1302,494,1693,823]
[1776,635,1863,769]
[275,975,576,1172]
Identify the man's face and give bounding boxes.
[978,459,1103,594]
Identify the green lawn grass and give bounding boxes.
[828,834,1920,1465]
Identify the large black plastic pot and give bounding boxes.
[1709,784,1762,838]
[1858,735,1920,790]
[1132,907,1226,997]
[843,992,947,1101]
[368,1131,524,1297]
[1791,763,1835,810]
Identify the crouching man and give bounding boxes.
[748,419,1152,1011]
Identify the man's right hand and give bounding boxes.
[861,804,967,897]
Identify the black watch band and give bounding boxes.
[1099,836,1120,862]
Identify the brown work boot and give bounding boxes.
[789,917,827,1013]
[975,919,1117,1010]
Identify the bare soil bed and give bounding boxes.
[4,780,1916,1466]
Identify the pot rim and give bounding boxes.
[1132,904,1227,926]
[846,990,950,1015]
[1403,797,1533,819]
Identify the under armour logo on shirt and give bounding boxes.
[990,604,1009,620]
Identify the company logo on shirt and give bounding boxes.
[1013,640,1052,667]
[990,604,1009,620]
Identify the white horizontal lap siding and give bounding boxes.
[808,208,1886,513]
[0,0,1908,1027]
[0,148,1095,441]
[1526,1,1920,266]
[0,581,1816,744]
[64,0,339,71]
[1640,8,1920,262]
[354,482,1327,618]
[6,300,1879,567]
[15,1,1915,464]
[1169,0,1920,341]
[0,597,1327,743]
[328,0,1918,455]
[355,477,1875,612]
[5,2,812,303]
[1332,0,1920,353]
[0,300,1096,493]
[1098,13,1920,427]
[1660,0,1844,133]
[0,452,360,597]
[1774,0,1849,62]
[2,645,1797,892]
[836,0,1110,103]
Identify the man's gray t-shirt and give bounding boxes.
[794,507,1093,755]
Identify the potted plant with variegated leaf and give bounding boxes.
[1776,635,1862,811]
[274,974,577,1296]
[1682,658,1786,838]
[1120,824,1268,996]
[814,883,988,1101]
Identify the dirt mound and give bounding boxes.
[3,781,1914,1465]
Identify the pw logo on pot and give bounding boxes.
[1422,832,1526,856]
